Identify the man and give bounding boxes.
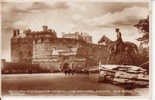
[115,28,124,53]
[116,28,123,43]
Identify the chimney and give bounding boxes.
[13,29,16,37]
[24,29,31,36]
[48,29,52,32]
[1,59,6,69]
[16,29,20,35]
[115,28,120,33]
[42,25,48,32]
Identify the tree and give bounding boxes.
[134,16,149,71]
[134,16,149,43]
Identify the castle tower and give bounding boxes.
[11,26,57,63]
[13,29,16,37]
[11,28,33,63]
[16,29,20,35]
[42,25,48,32]
[13,29,20,37]
[1,59,6,70]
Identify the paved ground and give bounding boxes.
[2,73,149,96]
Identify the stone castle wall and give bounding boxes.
[11,38,33,63]
[11,26,57,64]
[32,38,88,71]
[11,32,108,72]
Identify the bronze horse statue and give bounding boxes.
[98,28,138,65]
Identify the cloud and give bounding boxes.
[28,2,69,12]
[1,1,149,61]
[84,6,148,27]
[1,1,70,31]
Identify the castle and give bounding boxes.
[11,26,95,71]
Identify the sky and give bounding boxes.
[1,0,149,61]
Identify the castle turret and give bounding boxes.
[1,59,6,70]
[24,29,32,37]
[13,29,16,37]
[13,29,20,37]
[42,25,48,32]
[16,29,20,36]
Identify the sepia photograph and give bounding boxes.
[1,0,151,96]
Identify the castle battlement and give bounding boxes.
[12,25,57,39]
[62,32,92,43]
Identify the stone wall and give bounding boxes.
[33,56,86,72]
[11,26,57,63]
[32,37,110,71]
[32,38,87,72]
[11,38,33,63]
[1,60,42,74]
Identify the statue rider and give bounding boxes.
[116,28,122,43]
[107,28,123,62]
[111,28,123,54]
[115,28,123,53]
